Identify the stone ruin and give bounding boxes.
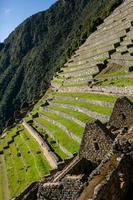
[14,97,133,200]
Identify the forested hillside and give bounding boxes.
[0,0,122,131]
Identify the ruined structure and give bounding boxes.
[109,96,133,130]
[35,97,133,200]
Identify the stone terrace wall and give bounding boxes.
[38,175,85,200]
[14,182,39,200]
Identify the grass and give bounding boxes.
[63,82,88,87]
[61,66,90,74]
[0,126,51,198]
[98,78,133,87]
[36,117,80,153]
[54,92,117,102]
[48,105,93,123]
[53,99,112,115]
[96,64,130,77]
[31,123,67,160]
[0,159,3,200]
[0,155,10,200]
[39,111,84,137]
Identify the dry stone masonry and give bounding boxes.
[36,96,133,200]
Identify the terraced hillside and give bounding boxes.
[0,126,51,200]
[0,0,133,199]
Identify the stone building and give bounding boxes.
[79,120,113,163]
[109,97,133,130]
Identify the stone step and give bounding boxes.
[119,40,133,46]
[111,52,133,60]
[74,29,128,58]
[64,77,92,84]
[98,5,133,30]
[67,53,109,68]
[75,44,116,61]
[69,28,131,65]
[98,14,133,35]
[60,66,99,78]
[109,58,133,67]
[103,0,133,22]
[128,46,133,53]
[77,37,122,55]
[62,62,97,73]
[116,45,128,53]
[63,81,88,88]
[66,57,103,68]
[84,19,133,45]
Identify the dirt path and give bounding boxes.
[0,155,10,200]
[22,121,58,170]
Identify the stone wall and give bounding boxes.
[78,154,133,200]
[13,182,39,200]
[14,96,133,200]
[38,175,85,200]
[79,120,113,163]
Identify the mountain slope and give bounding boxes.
[0,0,122,131]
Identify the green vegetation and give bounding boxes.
[36,117,80,153]
[40,111,84,137]
[96,63,131,77]
[0,126,51,198]
[48,105,93,123]
[97,78,133,87]
[54,93,117,102]
[63,82,88,87]
[53,99,112,115]
[31,123,67,159]
[0,0,123,131]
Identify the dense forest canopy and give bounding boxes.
[0,0,123,132]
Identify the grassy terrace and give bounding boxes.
[63,82,88,87]
[48,105,93,123]
[61,67,90,74]
[97,70,130,77]
[54,92,117,102]
[31,123,67,160]
[96,64,131,77]
[98,78,133,87]
[52,98,112,115]
[39,111,84,137]
[0,126,51,199]
[36,117,80,153]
